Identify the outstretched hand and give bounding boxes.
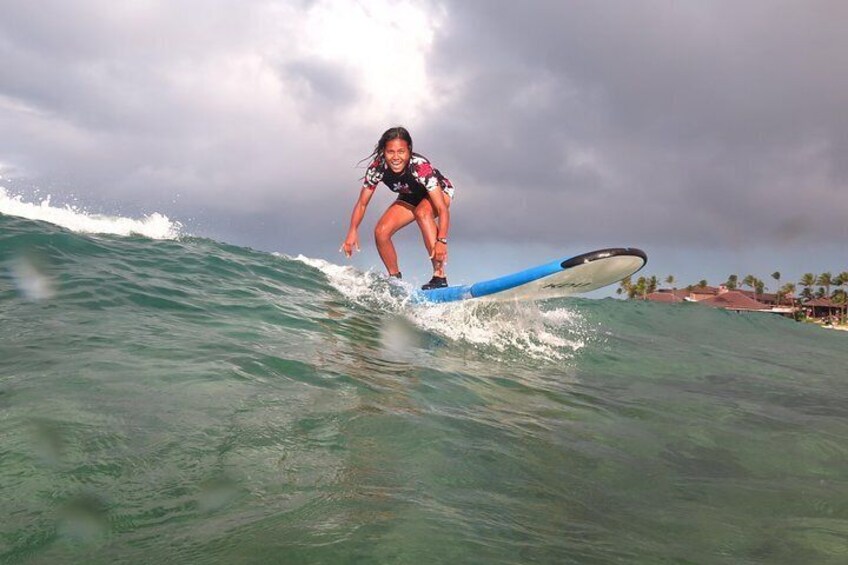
[340,232,360,258]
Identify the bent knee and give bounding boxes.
[374,224,394,242]
[414,206,434,222]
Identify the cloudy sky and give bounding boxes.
[1,0,846,287]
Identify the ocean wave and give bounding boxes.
[0,186,182,240]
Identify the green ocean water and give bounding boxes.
[2,212,847,564]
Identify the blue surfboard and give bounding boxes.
[416,247,647,303]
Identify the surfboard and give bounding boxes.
[415,247,647,303]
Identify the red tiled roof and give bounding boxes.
[737,289,779,302]
[697,291,770,311]
[656,288,690,298]
[804,298,842,308]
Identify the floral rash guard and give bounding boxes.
[362,153,455,206]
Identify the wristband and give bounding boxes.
[436,237,448,244]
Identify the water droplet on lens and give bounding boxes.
[11,254,55,301]
[57,493,109,542]
[30,419,66,467]
[198,476,239,512]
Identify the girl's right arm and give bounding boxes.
[341,187,375,257]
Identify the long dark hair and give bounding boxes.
[361,126,413,165]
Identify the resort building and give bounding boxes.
[696,291,771,312]
[803,298,844,321]
[645,285,798,317]
[643,290,686,303]
[641,281,844,326]
[688,286,720,301]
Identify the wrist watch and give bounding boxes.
[436,237,448,244]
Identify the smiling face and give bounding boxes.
[383,138,411,173]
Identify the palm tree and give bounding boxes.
[818,272,834,299]
[619,276,643,300]
[634,276,648,300]
[778,282,797,308]
[836,272,848,323]
[832,289,847,325]
[725,274,738,290]
[800,273,816,300]
[664,274,678,301]
[771,272,781,301]
[742,274,756,295]
[617,276,632,299]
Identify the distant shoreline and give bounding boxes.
[620,275,847,331]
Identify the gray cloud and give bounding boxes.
[0,1,370,227]
[1,0,847,262]
[281,58,360,113]
[424,1,848,246]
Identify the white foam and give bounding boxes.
[409,300,587,360]
[293,255,403,305]
[0,187,182,240]
[297,255,589,361]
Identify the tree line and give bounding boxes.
[617,271,848,305]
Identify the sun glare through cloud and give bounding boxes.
[291,0,446,123]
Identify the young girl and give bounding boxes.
[341,127,454,290]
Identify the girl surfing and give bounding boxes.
[341,127,455,290]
